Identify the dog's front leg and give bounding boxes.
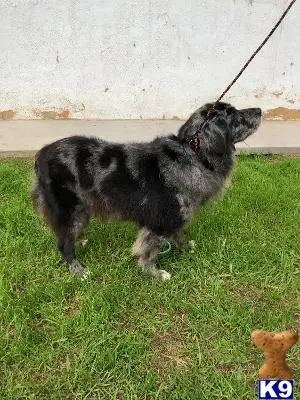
[132,228,171,280]
[171,228,195,253]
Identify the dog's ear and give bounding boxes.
[177,119,198,143]
[178,105,213,143]
[203,115,230,155]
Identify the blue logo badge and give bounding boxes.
[258,380,294,400]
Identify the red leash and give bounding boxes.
[188,0,297,154]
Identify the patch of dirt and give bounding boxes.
[150,308,191,377]
[113,311,136,332]
[228,284,265,311]
[171,309,189,327]
[65,296,81,317]
[216,363,235,373]
[57,350,78,367]
[17,285,27,295]
[150,329,189,375]
[228,283,300,316]
[229,285,263,300]
[114,308,192,377]
[216,362,256,375]
[243,362,256,375]
[294,313,300,330]
[29,313,45,330]
[7,324,16,335]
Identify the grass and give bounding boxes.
[0,155,299,399]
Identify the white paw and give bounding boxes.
[81,239,88,247]
[159,270,171,281]
[189,240,196,253]
[80,268,91,281]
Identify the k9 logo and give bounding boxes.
[258,380,294,400]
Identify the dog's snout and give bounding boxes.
[251,108,262,117]
[233,106,262,144]
[242,107,262,120]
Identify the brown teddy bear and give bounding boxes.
[251,329,298,379]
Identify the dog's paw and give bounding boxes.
[158,269,171,281]
[69,261,91,280]
[188,240,196,253]
[80,268,92,281]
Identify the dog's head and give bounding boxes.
[178,102,262,156]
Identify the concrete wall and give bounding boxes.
[0,0,299,120]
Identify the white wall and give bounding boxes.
[0,0,299,119]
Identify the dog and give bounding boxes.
[32,102,261,280]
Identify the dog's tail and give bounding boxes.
[31,149,51,216]
[31,151,42,214]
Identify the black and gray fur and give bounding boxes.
[32,102,261,280]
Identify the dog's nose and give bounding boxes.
[254,108,262,117]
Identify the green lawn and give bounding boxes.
[0,156,299,399]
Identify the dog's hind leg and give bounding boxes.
[132,228,171,280]
[34,179,90,279]
[56,205,90,279]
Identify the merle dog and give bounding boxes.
[32,102,261,280]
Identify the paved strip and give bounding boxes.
[0,120,299,154]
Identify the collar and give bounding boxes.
[186,130,215,171]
